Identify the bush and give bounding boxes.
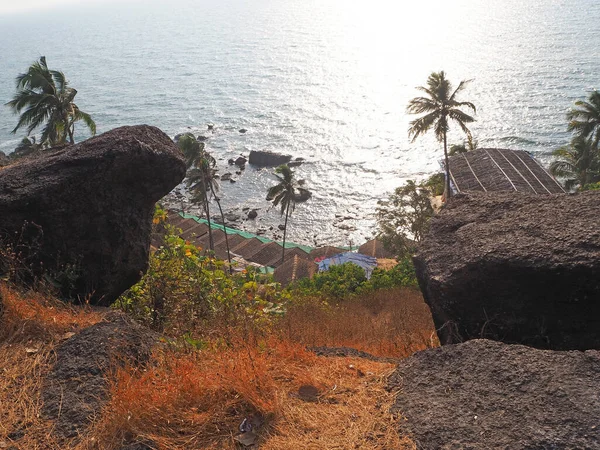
[288,256,417,300]
[376,180,434,259]
[114,209,289,336]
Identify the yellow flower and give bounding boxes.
[185,249,192,257]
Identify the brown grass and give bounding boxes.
[279,287,438,358]
[85,342,414,449]
[0,283,103,449]
[0,284,432,449]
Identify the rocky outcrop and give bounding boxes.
[0,125,186,305]
[248,150,291,167]
[42,312,158,438]
[414,191,600,350]
[388,339,600,449]
[294,188,311,202]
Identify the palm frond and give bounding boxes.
[408,111,440,142]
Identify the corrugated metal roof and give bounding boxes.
[448,149,565,195]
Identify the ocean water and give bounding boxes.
[0,0,599,246]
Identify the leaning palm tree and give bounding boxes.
[407,71,476,197]
[550,136,600,191]
[567,91,600,148]
[178,134,232,267]
[178,134,215,251]
[6,56,96,146]
[267,164,301,265]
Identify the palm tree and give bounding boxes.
[567,91,600,147]
[178,134,232,267]
[550,136,600,191]
[449,134,478,156]
[6,56,96,146]
[407,71,476,198]
[178,134,215,251]
[267,164,301,265]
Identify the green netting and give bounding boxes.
[179,212,314,253]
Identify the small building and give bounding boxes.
[358,239,394,259]
[318,252,378,279]
[447,148,565,195]
[273,255,318,287]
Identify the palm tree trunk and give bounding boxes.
[67,119,75,144]
[211,185,232,273]
[198,167,214,250]
[443,131,451,199]
[281,201,290,265]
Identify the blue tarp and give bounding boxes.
[317,252,378,279]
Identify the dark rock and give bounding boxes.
[225,213,240,222]
[298,385,319,402]
[229,178,236,183]
[221,172,232,181]
[248,150,292,167]
[248,209,258,220]
[239,128,247,134]
[0,151,9,167]
[228,158,235,165]
[414,191,600,350]
[207,123,214,130]
[0,125,186,305]
[388,339,600,449]
[234,156,247,167]
[173,133,183,143]
[294,188,311,202]
[42,312,158,438]
[288,160,303,167]
[278,224,286,231]
[235,171,242,175]
[197,135,208,141]
[242,207,249,211]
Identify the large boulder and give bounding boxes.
[388,339,600,449]
[248,150,291,167]
[42,312,158,438]
[0,125,186,305]
[414,191,600,350]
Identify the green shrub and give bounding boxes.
[288,256,418,300]
[114,212,289,335]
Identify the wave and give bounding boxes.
[495,136,538,146]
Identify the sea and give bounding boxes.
[1,0,599,247]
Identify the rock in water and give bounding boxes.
[0,125,186,305]
[414,191,600,350]
[388,339,600,449]
[248,150,292,167]
[234,156,247,167]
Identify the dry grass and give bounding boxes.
[84,342,414,450]
[0,283,103,449]
[0,284,432,449]
[279,287,438,358]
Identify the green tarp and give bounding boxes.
[179,212,314,253]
